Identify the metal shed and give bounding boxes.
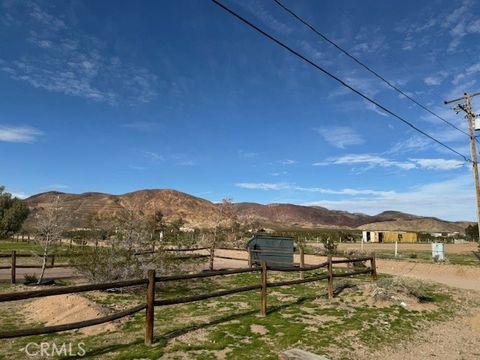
[246,234,294,267]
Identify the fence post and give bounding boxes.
[11,251,16,284]
[145,269,156,345]
[370,253,377,282]
[248,248,252,268]
[299,247,305,280]
[50,255,55,268]
[260,261,267,316]
[209,247,215,271]
[327,254,333,299]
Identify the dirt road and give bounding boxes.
[320,241,478,254]
[214,249,480,290]
[0,266,79,283]
[2,249,479,291]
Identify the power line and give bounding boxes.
[210,0,471,163]
[272,0,473,142]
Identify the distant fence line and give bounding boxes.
[0,246,370,285]
[0,255,377,344]
[0,247,213,284]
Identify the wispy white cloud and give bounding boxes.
[328,74,392,116]
[452,62,480,86]
[441,0,478,52]
[409,158,464,170]
[395,0,477,53]
[424,71,448,86]
[3,186,29,199]
[11,191,29,199]
[1,2,158,105]
[121,121,163,132]
[0,125,43,143]
[235,182,394,197]
[313,154,464,171]
[239,0,293,35]
[388,135,432,155]
[238,150,258,159]
[175,160,195,166]
[299,41,326,62]
[277,159,296,165]
[363,101,388,117]
[351,26,388,55]
[303,175,474,221]
[143,151,165,162]
[128,165,147,171]
[270,171,288,177]
[236,182,290,191]
[313,154,415,170]
[47,184,69,190]
[315,126,364,149]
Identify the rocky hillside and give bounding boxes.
[24,189,469,233]
[25,189,218,229]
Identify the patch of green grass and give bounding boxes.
[0,240,44,253]
[369,249,480,266]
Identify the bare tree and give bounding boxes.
[34,196,64,284]
[70,206,175,283]
[206,198,239,270]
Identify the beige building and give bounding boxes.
[362,230,417,243]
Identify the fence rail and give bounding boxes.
[0,251,70,284]
[0,254,376,344]
[1,247,213,284]
[0,304,146,339]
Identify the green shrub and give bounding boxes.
[23,273,38,284]
[374,277,428,302]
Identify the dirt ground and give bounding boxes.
[328,241,477,253]
[3,248,480,359]
[2,248,480,291]
[213,249,480,359]
[0,266,81,283]
[214,249,480,291]
[357,299,480,360]
[24,293,117,335]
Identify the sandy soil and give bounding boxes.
[377,259,480,290]
[23,293,117,335]
[213,249,480,359]
[357,307,480,360]
[213,249,480,291]
[0,266,80,283]
[332,242,478,253]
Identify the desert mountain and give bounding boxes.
[24,189,469,233]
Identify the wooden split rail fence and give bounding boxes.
[0,255,376,345]
[1,248,214,284]
[0,251,74,284]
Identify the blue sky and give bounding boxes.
[1,0,480,221]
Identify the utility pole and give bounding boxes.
[445,92,480,242]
